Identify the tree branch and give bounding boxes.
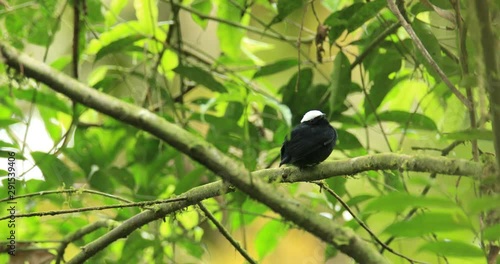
[55,220,114,264]
[386,0,472,110]
[0,197,187,221]
[64,182,231,264]
[471,0,500,173]
[0,41,389,264]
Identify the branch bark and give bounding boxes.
[0,41,389,264]
[386,0,472,110]
[471,0,500,173]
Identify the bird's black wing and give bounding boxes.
[285,124,334,164]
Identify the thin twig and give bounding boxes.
[386,0,472,110]
[0,188,133,204]
[351,22,400,70]
[359,66,393,152]
[314,181,427,264]
[198,203,257,264]
[0,197,187,221]
[55,220,112,264]
[174,3,313,44]
[450,0,478,162]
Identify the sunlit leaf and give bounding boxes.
[191,0,212,29]
[118,232,154,263]
[134,0,158,35]
[269,0,307,25]
[217,0,245,58]
[105,0,130,27]
[413,20,442,78]
[255,220,288,259]
[383,212,470,237]
[346,0,386,32]
[363,50,402,117]
[442,129,493,141]
[364,192,455,213]
[465,196,500,214]
[253,59,298,79]
[325,176,346,207]
[173,65,227,93]
[373,111,438,130]
[329,52,351,115]
[335,129,362,150]
[324,3,362,43]
[418,241,484,258]
[483,223,500,241]
[32,152,74,187]
[95,35,145,61]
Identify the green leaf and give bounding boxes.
[329,52,351,115]
[324,244,338,259]
[31,152,74,187]
[363,50,402,117]
[336,129,362,150]
[418,241,484,258]
[346,0,386,32]
[255,220,287,259]
[383,212,470,237]
[253,59,298,79]
[105,0,130,27]
[383,170,405,192]
[107,167,136,191]
[178,238,204,259]
[412,20,442,76]
[119,232,154,263]
[364,192,455,213]
[134,0,158,35]
[217,0,245,58]
[325,176,346,207]
[0,119,20,127]
[191,0,212,29]
[442,129,493,141]
[465,196,500,214]
[483,223,500,241]
[346,195,374,207]
[38,105,63,142]
[324,3,363,43]
[89,169,115,193]
[231,199,269,229]
[173,65,227,93]
[0,140,17,150]
[175,166,204,194]
[373,111,438,130]
[13,89,71,115]
[95,35,145,61]
[269,0,306,25]
[280,68,314,124]
[85,0,105,23]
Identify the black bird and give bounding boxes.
[279,110,337,168]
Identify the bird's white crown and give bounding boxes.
[301,110,325,123]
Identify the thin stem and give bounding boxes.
[386,0,472,110]
[314,181,427,264]
[0,197,187,221]
[0,188,133,204]
[55,220,112,264]
[198,203,257,264]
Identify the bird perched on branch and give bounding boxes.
[279,110,337,168]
